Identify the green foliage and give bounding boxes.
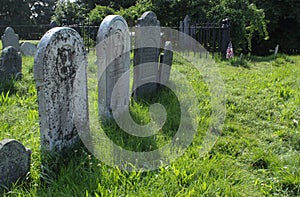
[207,0,268,53]
[88,5,115,25]
[117,0,153,26]
[251,0,300,55]
[52,0,88,25]
[0,0,32,25]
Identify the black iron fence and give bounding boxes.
[0,17,230,57]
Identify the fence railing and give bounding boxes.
[0,18,230,57]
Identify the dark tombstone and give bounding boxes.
[1,27,20,51]
[49,21,58,29]
[96,15,130,118]
[133,11,161,99]
[0,139,31,190]
[34,27,88,152]
[0,46,22,80]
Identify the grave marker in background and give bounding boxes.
[133,11,161,98]
[1,27,20,51]
[20,42,37,56]
[159,41,173,86]
[0,46,22,80]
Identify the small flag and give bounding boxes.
[226,41,234,59]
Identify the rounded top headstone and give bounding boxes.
[0,139,31,188]
[4,27,15,34]
[97,15,129,42]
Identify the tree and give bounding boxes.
[0,0,32,25]
[29,0,56,24]
[52,0,88,25]
[88,5,115,25]
[251,0,300,54]
[117,0,152,26]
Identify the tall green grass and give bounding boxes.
[0,53,299,196]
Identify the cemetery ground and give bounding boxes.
[0,46,300,196]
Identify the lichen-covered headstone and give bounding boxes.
[159,41,173,86]
[20,42,37,56]
[0,46,22,80]
[97,15,130,118]
[133,11,161,98]
[34,27,88,152]
[0,139,31,189]
[1,27,20,51]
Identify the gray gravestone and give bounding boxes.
[34,27,88,152]
[159,41,173,86]
[0,139,31,189]
[1,27,20,51]
[183,15,190,35]
[133,11,161,98]
[0,46,22,80]
[97,15,130,118]
[183,15,191,47]
[20,42,37,56]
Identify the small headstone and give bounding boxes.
[274,44,279,56]
[179,21,183,33]
[159,41,173,86]
[34,27,88,151]
[0,46,22,80]
[183,15,190,36]
[183,15,191,47]
[96,15,130,118]
[133,11,161,98]
[20,42,37,56]
[0,139,31,189]
[1,27,20,51]
[50,21,58,29]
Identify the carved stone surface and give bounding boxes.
[20,42,37,56]
[34,27,88,151]
[133,11,161,98]
[159,41,173,86]
[0,139,31,189]
[0,46,22,80]
[97,15,130,118]
[1,27,20,51]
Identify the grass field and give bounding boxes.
[0,51,299,196]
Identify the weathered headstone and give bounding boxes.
[0,46,22,80]
[1,27,20,51]
[0,139,31,189]
[20,42,37,56]
[159,41,173,86]
[133,11,161,98]
[34,27,88,151]
[96,15,130,118]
